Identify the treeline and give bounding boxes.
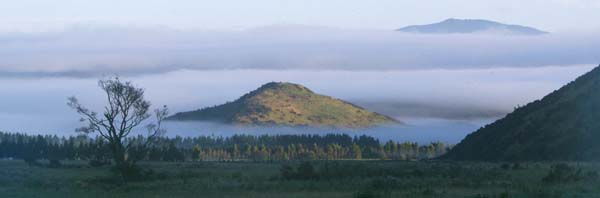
[0,132,451,164]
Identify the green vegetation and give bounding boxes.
[2,160,600,198]
[67,76,170,181]
[0,132,450,164]
[167,82,398,128]
[445,65,600,161]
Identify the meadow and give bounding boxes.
[2,160,599,198]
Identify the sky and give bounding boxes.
[1,0,600,32]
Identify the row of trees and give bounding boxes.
[57,76,450,181]
[0,132,451,163]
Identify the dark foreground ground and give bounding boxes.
[1,160,599,198]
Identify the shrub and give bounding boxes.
[369,177,399,191]
[512,163,521,170]
[353,190,388,198]
[110,165,158,182]
[48,159,62,168]
[89,159,111,167]
[296,162,316,180]
[24,158,42,167]
[279,162,317,180]
[279,164,295,180]
[543,163,578,183]
[585,170,599,180]
[542,163,598,183]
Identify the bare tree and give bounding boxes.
[68,76,168,179]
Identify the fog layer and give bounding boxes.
[0,66,593,143]
[0,26,598,76]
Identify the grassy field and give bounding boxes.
[1,160,600,198]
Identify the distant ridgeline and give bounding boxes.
[0,132,450,162]
[167,82,398,128]
[444,65,600,161]
[397,18,548,35]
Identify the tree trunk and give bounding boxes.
[111,142,137,181]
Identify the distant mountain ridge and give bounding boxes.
[397,18,548,35]
[443,65,600,161]
[167,82,398,128]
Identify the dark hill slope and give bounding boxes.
[444,65,600,161]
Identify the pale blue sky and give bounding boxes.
[2,0,599,32]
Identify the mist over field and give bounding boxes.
[0,65,593,143]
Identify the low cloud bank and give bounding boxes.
[1,66,590,123]
[0,25,598,77]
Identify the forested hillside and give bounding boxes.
[444,65,600,161]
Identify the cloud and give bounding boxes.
[0,25,598,77]
[354,101,509,120]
